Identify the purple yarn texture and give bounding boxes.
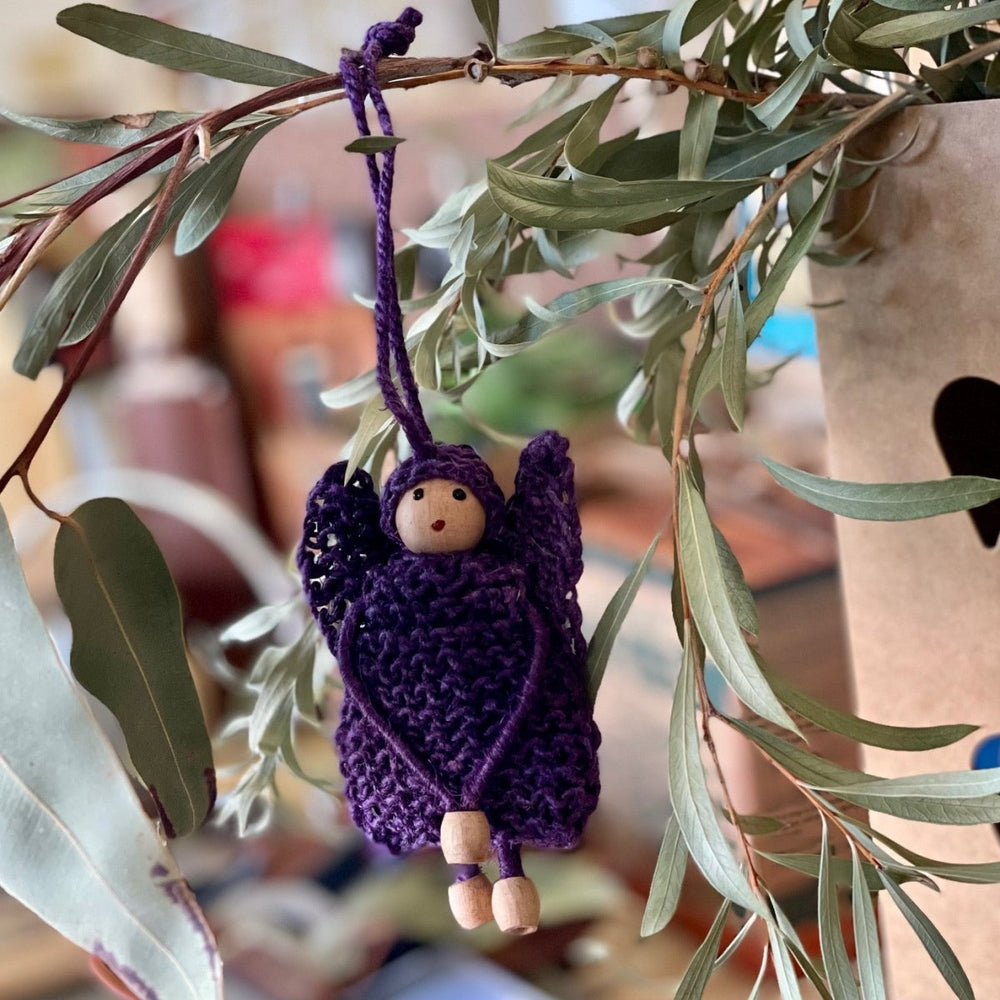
[299,9,601,875]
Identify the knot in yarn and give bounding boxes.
[363,7,423,61]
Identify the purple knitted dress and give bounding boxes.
[297,10,600,921]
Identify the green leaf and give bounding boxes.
[487,160,758,233]
[564,82,624,177]
[344,394,395,482]
[641,815,689,937]
[0,107,196,146]
[674,900,731,998]
[759,850,891,889]
[586,533,661,702]
[679,93,723,181]
[878,872,974,1000]
[669,631,767,917]
[662,0,729,67]
[744,155,840,343]
[818,822,861,1000]
[220,598,299,644]
[57,3,322,84]
[175,120,282,254]
[751,48,822,130]
[851,845,888,1000]
[54,499,215,839]
[0,506,222,999]
[721,272,748,429]
[763,458,1000,520]
[823,767,1000,800]
[857,0,1000,46]
[761,667,977,751]
[838,789,1000,825]
[677,468,797,732]
[825,6,910,72]
[470,0,500,51]
[767,922,804,1000]
[713,523,759,636]
[344,135,406,154]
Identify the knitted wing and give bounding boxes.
[298,461,390,637]
[503,431,586,655]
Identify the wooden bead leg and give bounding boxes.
[492,876,540,936]
[440,810,492,864]
[448,873,494,929]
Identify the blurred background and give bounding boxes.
[0,3,846,998]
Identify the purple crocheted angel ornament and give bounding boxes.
[298,9,600,936]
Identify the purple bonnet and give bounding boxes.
[379,443,507,544]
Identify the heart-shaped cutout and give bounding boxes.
[934,375,1000,548]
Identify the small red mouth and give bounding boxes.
[431,519,446,532]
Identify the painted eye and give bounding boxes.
[452,488,467,501]
[412,488,424,501]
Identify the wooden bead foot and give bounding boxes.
[448,873,494,929]
[440,810,492,864]
[492,876,540,935]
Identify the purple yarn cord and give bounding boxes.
[339,8,433,455]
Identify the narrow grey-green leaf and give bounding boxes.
[877,872,974,1000]
[221,598,298,644]
[345,394,396,483]
[0,506,222,1000]
[0,107,196,146]
[857,0,1000,46]
[744,155,840,342]
[761,666,976,751]
[175,120,282,254]
[713,523,759,636]
[677,468,798,732]
[865,830,1000,885]
[497,276,696,353]
[54,499,215,838]
[818,822,861,1000]
[679,93,723,181]
[470,0,499,52]
[57,4,322,84]
[839,789,1000,825]
[674,899,731,999]
[669,632,766,916]
[344,135,406,154]
[767,922,804,1000]
[824,767,1000,800]
[851,844,888,1000]
[763,458,1000,521]
[751,48,822,130]
[564,82,624,176]
[721,272,748,428]
[825,7,911,72]
[759,850,891,890]
[586,533,661,702]
[663,0,728,67]
[784,0,816,60]
[641,815,689,937]
[487,160,758,232]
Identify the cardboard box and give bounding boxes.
[812,100,1000,999]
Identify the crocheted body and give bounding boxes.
[334,547,600,855]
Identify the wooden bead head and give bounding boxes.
[394,478,486,553]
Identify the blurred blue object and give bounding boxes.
[755,309,818,358]
[972,733,1000,771]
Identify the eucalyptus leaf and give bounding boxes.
[767,921,805,1000]
[878,872,975,1000]
[713,523,759,636]
[857,1,1000,46]
[818,822,861,1000]
[669,631,767,916]
[0,108,196,146]
[487,160,758,232]
[679,93,723,181]
[564,82,624,177]
[0,506,223,1000]
[344,135,406,154]
[819,767,1000,800]
[761,666,977,751]
[763,458,1000,520]
[744,153,841,343]
[57,3,322,84]
[175,120,283,254]
[674,899,731,998]
[470,0,500,52]
[586,533,661,702]
[852,844,889,1000]
[641,814,689,937]
[677,468,797,732]
[54,498,216,839]
[721,272,748,428]
[345,394,395,482]
[221,598,299,644]
[751,48,822,129]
